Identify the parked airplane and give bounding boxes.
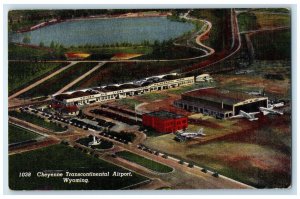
[175,128,206,142]
[268,102,285,109]
[231,110,260,121]
[259,107,283,116]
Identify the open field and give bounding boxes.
[9,144,148,190]
[250,29,291,60]
[8,43,60,61]
[67,61,196,90]
[9,124,41,144]
[8,62,65,93]
[9,111,67,132]
[116,151,173,173]
[254,12,290,28]
[214,63,290,99]
[238,11,290,32]
[238,12,260,32]
[144,113,291,188]
[19,62,97,98]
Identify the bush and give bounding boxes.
[201,168,207,173]
[212,172,219,178]
[178,160,184,165]
[188,163,194,168]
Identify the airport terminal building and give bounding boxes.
[174,88,268,119]
[142,110,188,133]
[52,74,194,107]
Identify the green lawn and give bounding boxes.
[238,12,260,32]
[8,61,65,93]
[9,111,66,132]
[116,151,173,173]
[140,92,168,101]
[117,98,142,110]
[251,29,291,60]
[19,62,97,98]
[9,124,41,144]
[9,144,148,190]
[8,43,63,61]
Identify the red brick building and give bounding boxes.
[142,111,188,133]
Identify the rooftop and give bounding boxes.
[146,110,186,120]
[183,88,262,105]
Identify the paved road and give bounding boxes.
[8,61,79,100]
[54,62,106,95]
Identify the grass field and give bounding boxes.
[140,92,168,101]
[8,62,65,93]
[238,12,260,32]
[144,113,291,188]
[9,111,66,132]
[254,12,291,28]
[8,43,61,61]
[117,98,142,110]
[19,62,97,98]
[9,124,41,144]
[116,151,173,173]
[250,29,291,60]
[66,61,197,91]
[9,144,148,190]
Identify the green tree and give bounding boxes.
[39,41,45,47]
[22,35,31,44]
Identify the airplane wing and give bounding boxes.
[249,112,260,116]
[230,115,244,119]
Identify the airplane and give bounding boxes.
[268,102,285,109]
[259,107,283,116]
[230,110,260,121]
[175,128,206,141]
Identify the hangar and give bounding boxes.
[174,88,268,119]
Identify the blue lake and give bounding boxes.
[11,17,195,47]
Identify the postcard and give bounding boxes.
[7,8,292,190]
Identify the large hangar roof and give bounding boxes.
[183,88,261,106]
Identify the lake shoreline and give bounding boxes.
[16,11,172,33]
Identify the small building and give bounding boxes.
[195,74,213,83]
[142,111,188,133]
[174,88,268,119]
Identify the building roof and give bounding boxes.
[54,90,95,101]
[183,88,260,106]
[146,110,186,120]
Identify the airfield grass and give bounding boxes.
[19,62,97,98]
[140,92,168,101]
[117,98,142,110]
[9,144,148,190]
[9,111,66,132]
[8,62,65,94]
[9,124,41,144]
[116,151,173,173]
[144,132,290,188]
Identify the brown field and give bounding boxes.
[214,74,290,97]
[144,112,291,188]
[110,53,143,60]
[254,12,291,28]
